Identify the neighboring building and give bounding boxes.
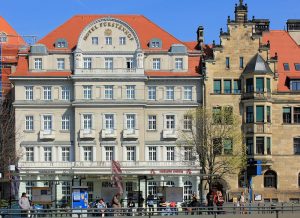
[204,0,300,202]
[11,15,202,202]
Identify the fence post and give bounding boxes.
[276,209,279,218]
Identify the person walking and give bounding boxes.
[97,198,107,217]
[206,190,215,214]
[18,192,31,217]
[239,191,246,214]
[214,190,224,214]
[127,198,135,216]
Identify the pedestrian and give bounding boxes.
[206,189,215,214]
[239,191,246,214]
[127,198,135,216]
[147,192,155,215]
[111,193,121,216]
[18,192,31,217]
[189,196,199,215]
[214,190,224,214]
[97,198,107,217]
[138,194,144,215]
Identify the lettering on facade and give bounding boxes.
[150,169,192,174]
[83,21,134,41]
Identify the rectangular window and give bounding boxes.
[240,57,244,68]
[126,146,135,161]
[152,58,161,70]
[246,78,254,93]
[256,106,264,122]
[126,58,134,69]
[119,37,126,45]
[105,146,114,161]
[151,41,160,48]
[267,106,271,123]
[256,77,264,92]
[44,147,52,162]
[92,37,98,45]
[183,86,192,100]
[62,147,70,162]
[267,137,271,155]
[290,80,300,91]
[43,86,52,100]
[43,115,52,130]
[233,80,241,94]
[224,106,233,125]
[83,147,92,161]
[283,63,290,71]
[105,37,112,45]
[294,138,300,154]
[148,115,157,130]
[25,86,33,100]
[105,57,113,70]
[183,115,192,130]
[25,116,34,131]
[213,138,222,155]
[283,107,291,124]
[184,147,193,161]
[126,114,136,129]
[83,114,92,130]
[26,147,34,162]
[148,86,156,100]
[256,137,265,155]
[126,85,135,99]
[166,115,175,129]
[226,57,230,68]
[83,57,92,69]
[61,182,71,201]
[166,86,174,100]
[61,115,70,130]
[294,107,300,123]
[267,78,271,92]
[104,114,114,130]
[175,58,183,70]
[166,147,175,161]
[224,80,231,94]
[61,86,70,100]
[213,107,222,124]
[34,58,42,70]
[295,63,300,71]
[246,137,253,155]
[83,85,92,99]
[224,139,233,155]
[213,80,221,94]
[57,58,65,70]
[104,85,113,99]
[148,147,157,161]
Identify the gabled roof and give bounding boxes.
[243,53,272,74]
[0,16,25,46]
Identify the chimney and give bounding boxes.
[197,26,204,48]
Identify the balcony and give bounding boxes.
[101,129,117,139]
[244,123,272,134]
[242,92,272,100]
[123,129,139,139]
[163,129,178,139]
[79,129,96,139]
[39,130,55,140]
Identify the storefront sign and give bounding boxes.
[150,169,192,175]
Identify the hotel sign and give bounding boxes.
[150,169,192,175]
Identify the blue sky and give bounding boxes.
[1,0,299,44]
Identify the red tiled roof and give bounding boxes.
[0,16,25,46]
[262,30,300,92]
[184,41,199,50]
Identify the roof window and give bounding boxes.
[55,38,68,48]
[295,63,300,71]
[283,63,290,71]
[0,32,7,43]
[149,38,162,48]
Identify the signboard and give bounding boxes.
[32,187,52,204]
[254,194,262,201]
[72,186,88,209]
[150,169,192,175]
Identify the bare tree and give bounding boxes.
[179,106,246,202]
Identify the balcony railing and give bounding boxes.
[74,68,143,75]
[39,130,55,140]
[123,129,139,139]
[162,129,178,139]
[242,91,272,100]
[101,129,117,139]
[244,123,272,134]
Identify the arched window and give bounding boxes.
[166,181,175,187]
[264,170,277,188]
[148,181,157,195]
[183,181,193,201]
[0,32,7,42]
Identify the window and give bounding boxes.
[166,147,175,161]
[105,57,113,70]
[267,137,271,155]
[83,57,92,69]
[61,115,70,131]
[183,86,192,100]
[25,86,33,100]
[224,80,231,94]
[105,146,114,161]
[256,137,264,155]
[25,116,34,131]
[213,138,222,155]
[148,147,157,161]
[183,181,193,201]
[240,57,244,68]
[83,85,92,99]
[148,115,157,130]
[184,147,193,161]
[92,37,98,45]
[34,58,42,70]
[104,114,114,130]
[290,80,300,91]
[246,137,253,155]
[224,139,233,155]
[256,106,264,122]
[267,78,271,92]
[126,114,136,129]
[44,147,52,162]
[83,147,92,161]
[105,37,112,45]
[264,170,277,188]
[213,107,222,124]
[83,114,92,130]
[126,146,135,161]
[62,147,70,162]
[26,147,34,162]
[152,58,161,70]
[57,58,65,70]
[295,63,300,71]
[267,106,271,123]
[283,107,291,123]
[175,58,183,70]
[256,77,264,92]
[148,86,156,100]
[151,41,160,48]
[166,86,174,100]
[226,57,230,68]
[213,80,221,94]
[26,181,35,199]
[183,115,192,130]
[294,138,300,154]
[166,115,175,129]
[0,32,7,42]
[148,181,157,195]
[126,85,135,99]
[87,181,94,194]
[104,85,113,99]
[61,86,70,100]
[57,41,66,48]
[299,173,300,187]
[119,37,126,45]
[294,107,300,123]
[166,181,175,187]
[43,115,52,131]
[234,80,241,94]
[283,63,290,71]
[246,106,254,123]
[126,58,134,69]
[246,78,254,93]
[43,86,52,100]
[126,182,134,192]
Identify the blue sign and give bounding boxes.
[72,187,88,209]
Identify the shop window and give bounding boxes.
[264,170,277,188]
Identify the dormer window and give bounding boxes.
[290,80,300,91]
[149,38,162,48]
[295,63,300,71]
[55,38,68,48]
[0,32,7,42]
